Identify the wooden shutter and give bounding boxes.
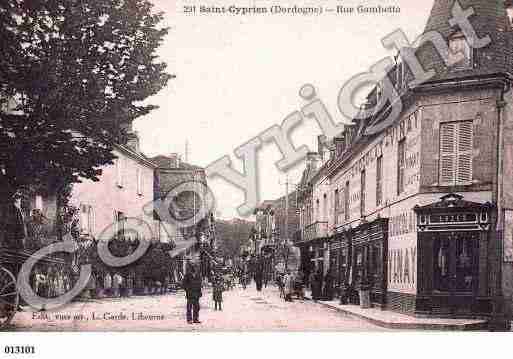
[456,121,473,183]
[439,122,456,185]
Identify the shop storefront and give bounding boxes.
[414,194,493,317]
[330,229,351,298]
[350,218,389,307]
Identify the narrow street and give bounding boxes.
[11,285,387,331]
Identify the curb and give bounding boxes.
[306,296,488,331]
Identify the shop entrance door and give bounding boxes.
[432,231,479,313]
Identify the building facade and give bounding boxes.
[150,153,216,277]
[294,0,513,326]
[26,131,156,242]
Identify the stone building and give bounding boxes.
[150,153,215,277]
[294,0,513,328]
[26,129,156,242]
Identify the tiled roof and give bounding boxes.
[149,155,204,170]
[150,155,206,200]
[325,1,512,178]
[417,0,512,83]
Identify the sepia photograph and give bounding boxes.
[1,0,513,356]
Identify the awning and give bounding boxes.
[168,239,197,258]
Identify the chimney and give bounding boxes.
[169,153,181,169]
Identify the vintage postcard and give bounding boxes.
[1,0,513,353]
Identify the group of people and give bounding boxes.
[181,263,231,324]
[180,261,337,324]
[180,258,272,324]
[309,268,335,301]
[32,267,72,298]
[278,271,305,302]
[277,268,335,302]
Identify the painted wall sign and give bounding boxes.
[388,246,417,288]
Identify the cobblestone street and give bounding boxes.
[11,285,387,331]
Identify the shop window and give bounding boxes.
[454,237,476,292]
[355,249,363,284]
[433,235,477,293]
[439,121,473,185]
[434,238,450,292]
[341,252,347,282]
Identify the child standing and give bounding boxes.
[213,274,224,311]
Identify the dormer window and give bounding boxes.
[448,31,472,70]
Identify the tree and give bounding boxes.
[215,219,254,260]
[0,0,172,205]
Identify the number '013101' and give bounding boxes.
[4,346,35,354]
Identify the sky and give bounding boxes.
[134,0,435,219]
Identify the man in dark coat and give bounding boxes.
[310,268,323,301]
[254,256,264,292]
[182,264,203,324]
[323,268,334,301]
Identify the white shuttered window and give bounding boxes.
[116,158,124,187]
[136,167,143,195]
[439,121,473,185]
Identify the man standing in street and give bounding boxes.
[182,264,203,324]
[254,255,264,292]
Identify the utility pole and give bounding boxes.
[279,174,300,270]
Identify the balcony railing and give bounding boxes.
[294,221,328,244]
